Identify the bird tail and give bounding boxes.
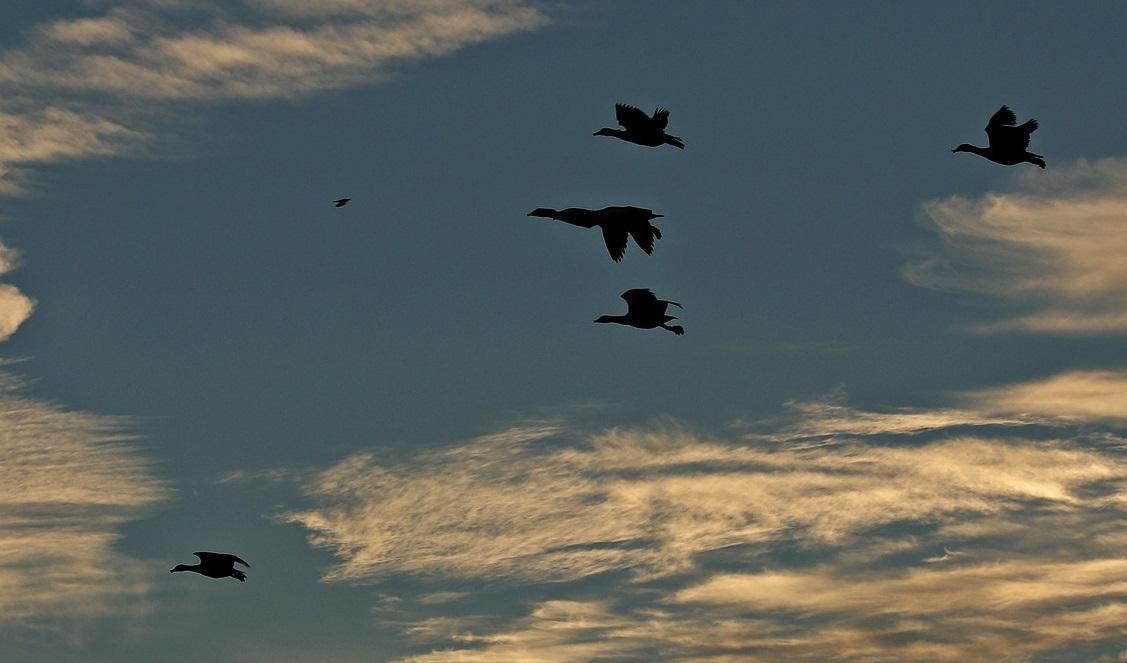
[231,570,247,582]
[664,300,682,308]
[665,135,685,149]
[1026,153,1046,169]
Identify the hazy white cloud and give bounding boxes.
[0,0,548,193]
[0,371,168,624]
[284,371,1127,661]
[906,158,1127,334]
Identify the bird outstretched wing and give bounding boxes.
[602,225,629,262]
[195,552,248,567]
[652,108,670,130]
[616,103,652,131]
[621,288,661,315]
[628,225,660,255]
[985,106,1036,151]
[985,105,1017,135]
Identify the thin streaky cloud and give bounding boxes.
[963,369,1127,424]
[0,371,167,625]
[0,0,549,194]
[281,371,1127,661]
[286,380,1123,586]
[906,158,1127,334]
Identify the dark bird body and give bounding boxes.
[528,206,664,262]
[333,198,351,207]
[953,106,1045,168]
[596,289,684,335]
[594,103,684,149]
[171,552,250,582]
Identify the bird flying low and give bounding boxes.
[170,552,251,582]
[595,289,684,335]
[594,103,684,149]
[528,206,665,262]
[953,105,1045,168]
[333,198,352,207]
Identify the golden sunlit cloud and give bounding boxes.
[906,158,1127,334]
[0,241,33,340]
[964,368,1127,424]
[0,371,167,624]
[0,0,548,194]
[282,370,1127,661]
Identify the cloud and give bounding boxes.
[964,369,1127,424]
[0,240,33,340]
[289,425,1121,585]
[744,388,1026,441]
[0,107,143,195]
[905,158,1127,334]
[0,371,168,624]
[0,0,548,193]
[283,371,1127,661]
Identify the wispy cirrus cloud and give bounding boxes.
[282,370,1127,661]
[963,368,1127,424]
[905,158,1127,334]
[0,0,548,194]
[0,371,168,625]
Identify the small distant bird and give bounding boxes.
[953,106,1045,168]
[595,289,684,335]
[170,552,250,582]
[528,206,664,262]
[333,198,352,208]
[594,103,684,149]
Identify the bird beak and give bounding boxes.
[653,214,664,218]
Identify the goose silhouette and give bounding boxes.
[594,103,684,149]
[595,289,684,335]
[528,206,664,262]
[171,552,250,582]
[953,106,1045,168]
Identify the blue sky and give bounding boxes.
[2,2,1126,661]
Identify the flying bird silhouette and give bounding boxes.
[594,103,684,149]
[333,198,352,208]
[170,552,250,582]
[953,106,1045,168]
[528,206,664,262]
[595,289,684,335]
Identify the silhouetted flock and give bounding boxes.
[174,103,1044,580]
